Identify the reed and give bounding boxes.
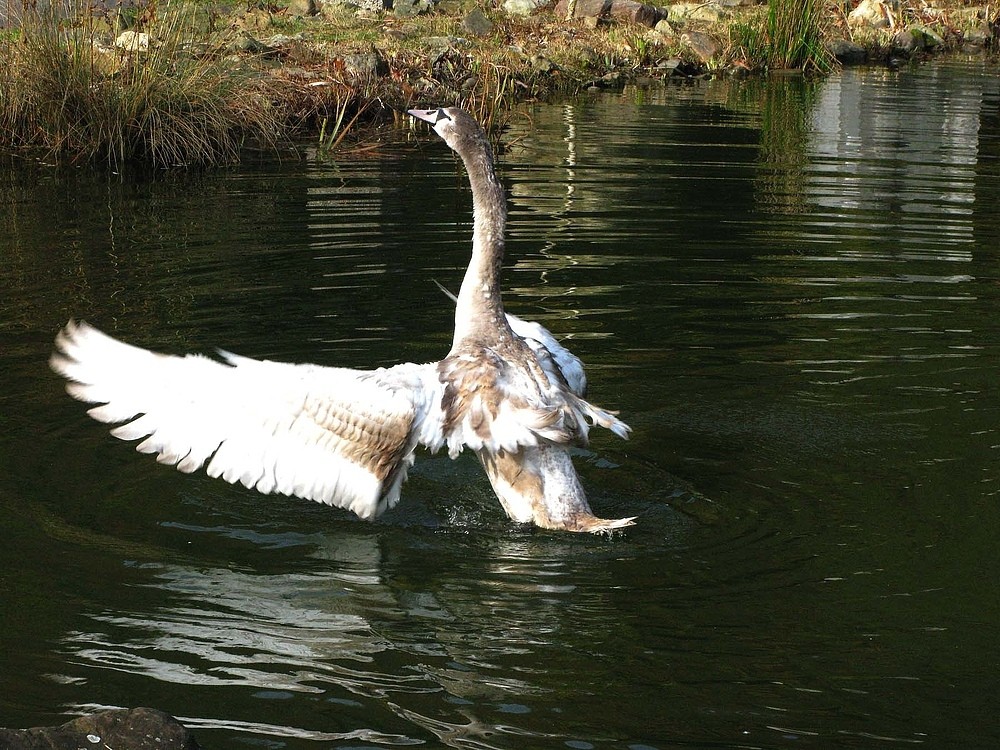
[766,0,836,72]
[0,0,283,168]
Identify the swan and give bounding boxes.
[49,106,634,533]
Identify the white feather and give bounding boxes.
[51,320,442,520]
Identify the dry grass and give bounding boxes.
[0,0,284,167]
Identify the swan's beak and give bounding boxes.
[408,108,444,125]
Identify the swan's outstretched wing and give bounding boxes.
[50,320,444,520]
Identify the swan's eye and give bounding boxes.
[435,109,452,123]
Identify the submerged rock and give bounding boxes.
[0,708,201,750]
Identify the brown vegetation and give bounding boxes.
[0,0,995,167]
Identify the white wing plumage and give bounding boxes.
[505,312,587,397]
[50,320,444,520]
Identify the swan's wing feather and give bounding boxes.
[505,313,587,397]
[50,320,442,519]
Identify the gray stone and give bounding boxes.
[554,0,663,26]
[0,708,200,750]
[501,0,548,16]
[963,23,992,45]
[653,18,675,35]
[393,0,434,16]
[463,7,494,36]
[530,53,557,73]
[318,0,388,15]
[342,51,390,78]
[235,33,273,54]
[556,0,609,18]
[680,30,719,61]
[893,25,945,53]
[287,0,319,15]
[891,28,923,53]
[827,38,867,64]
[667,2,728,23]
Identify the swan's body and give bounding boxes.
[50,107,633,533]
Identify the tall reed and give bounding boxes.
[766,0,836,72]
[0,0,284,168]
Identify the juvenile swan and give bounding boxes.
[50,106,634,533]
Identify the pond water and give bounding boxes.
[2,59,1000,748]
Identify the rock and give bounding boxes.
[342,51,390,78]
[392,0,434,15]
[231,7,274,32]
[963,23,993,45]
[235,33,272,54]
[609,0,666,26]
[0,708,201,750]
[557,0,609,18]
[287,0,319,15]
[667,1,729,23]
[646,28,670,44]
[555,0,665,26]
[680,30,719,61]
[115,30,149,52]
[847,0,893,28]
[502,0,548,15]
[893,25,945,52]
[317,0,389,15]
[891,28,923,53]
[827,38,867,64]
[587,70,623,88]
[653,18,676,35]
[913,25,945,47]
[530,53,557,73]
[463,7,494,36]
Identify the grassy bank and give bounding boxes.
[0,0,996,167]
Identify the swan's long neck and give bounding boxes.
[452,138,511,347]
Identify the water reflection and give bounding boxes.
[60,526,659,747]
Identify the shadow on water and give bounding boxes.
[3,60,1000,748]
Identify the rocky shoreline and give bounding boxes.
[230,0,998,97]
[1,0,997,162]
[205,0,1000,148]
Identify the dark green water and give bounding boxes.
[3,60,1000,748]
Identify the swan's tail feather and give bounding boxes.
[579,401,631,440]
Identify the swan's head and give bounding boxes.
[408,107,487,154]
